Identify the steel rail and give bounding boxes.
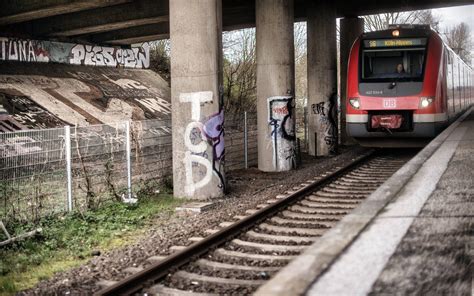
[96,150,376,296]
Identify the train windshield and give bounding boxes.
[361,38,428,82]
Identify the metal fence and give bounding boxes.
[0,116,258,225]
[1,127,68,222]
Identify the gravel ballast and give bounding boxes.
[20,146,368,295]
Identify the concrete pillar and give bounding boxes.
[307,1,337,156]
[256,0,296,172]
[340,16,364,145]
[170,0,225,199]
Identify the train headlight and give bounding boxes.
[420,97,434,108]
[349,98,360,109]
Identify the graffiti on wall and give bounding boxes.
[311,92,337,153]
[0,37,149,69]
[180,91,225,196]
[0,95,66,129]
[69,43,150,68]
[267,96,296,171]
[0,73,171,128]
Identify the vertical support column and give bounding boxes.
[340,17,364,145]
[170,0,225,199]
[256,0,296,172]
[307,1,337,156]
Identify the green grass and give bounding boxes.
[0,192,184,295]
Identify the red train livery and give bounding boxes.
[346,25,473,147]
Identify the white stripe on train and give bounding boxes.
[346,113,447,123]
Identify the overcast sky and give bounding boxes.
[434,4,473,64]
[435,4,473,30]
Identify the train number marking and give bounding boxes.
[383,99,396,108]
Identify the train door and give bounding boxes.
[447,49,455,117]
[453,57,459,112]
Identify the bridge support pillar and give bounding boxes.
[170,0,225,199]
[256,0,296,172]
[307,1,337,156]
[340,16,364,145]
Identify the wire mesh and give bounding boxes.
[70,122,128,211]
[0,116,259,224]
[0,128,67,222]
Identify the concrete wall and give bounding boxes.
[0,62,171,128]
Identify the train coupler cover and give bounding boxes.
[371,114,403,129]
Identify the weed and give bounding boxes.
[0,193,183,294]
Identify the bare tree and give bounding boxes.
[444,22,473,65]
[363,10,442,32]
[294,22,307,111]
[222,29,257,118]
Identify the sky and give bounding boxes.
[435,4,473,30]
[430,4,473,64]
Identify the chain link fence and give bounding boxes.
[0,116,258,226]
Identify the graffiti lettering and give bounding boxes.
[180,92,213,196]
[180,91,226,196]
[0,37,149,69]
[0,95,65,129]
[203,110,224,160]
[203,109,225,191]
[267,96,296,171]
[0,38,40,62]
[70,43,150,68]
[312,102,326,116]
[0,74,171,127]
[313,93,338,154]
[180,91,213,121]
[138,98,172,116]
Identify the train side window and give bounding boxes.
[447,49,455,111]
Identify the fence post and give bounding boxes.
[65,125,73,212]
[125,121,132,200]
[304,106,308,151]
[244,111,248,169]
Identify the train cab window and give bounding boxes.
[361,48,425,81]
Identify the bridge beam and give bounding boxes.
[0,0,130,26]
[87,23,170,45]
[340,16,364,145]
[4,0,168,38]
[170,0,225,199]
[256,0,296,172]
[307,1,337,156]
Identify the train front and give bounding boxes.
[346,25,444,147]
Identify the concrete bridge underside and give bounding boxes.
[0,0,470,45]
[1,0,471,199]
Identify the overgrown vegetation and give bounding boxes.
[149,40,171,83]
[0,191,183,295]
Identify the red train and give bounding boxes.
[346,24,473,147]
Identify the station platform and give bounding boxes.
[256,107,473,296]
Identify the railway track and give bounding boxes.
[97,150,413,295]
